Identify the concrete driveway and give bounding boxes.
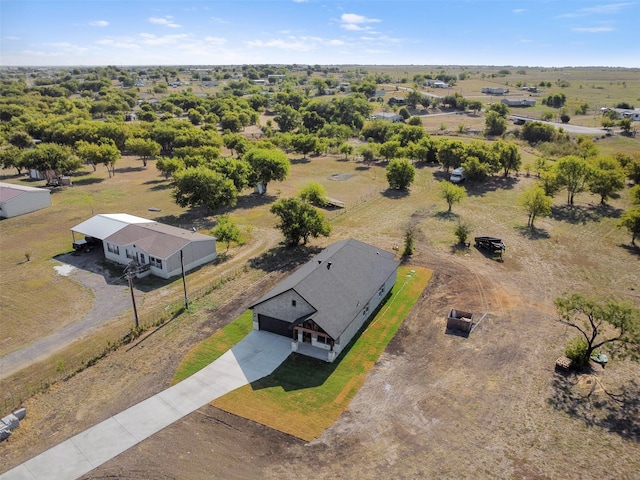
[0,331,291,480]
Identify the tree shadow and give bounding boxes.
[514,225,551,239]
[248,244,321,273]
[465,176,519,197]
[153,212,217,231]
[381,189,410,199]
[290,157,311,165]
[354,165,372,171]
[434,210,460,220]
[619,243,640,257]
[144,179,167,185]
[149,183,172,191]
[552,204,602,225]
[116,165,146,174]
[548,371,640,442]
[69,177,104,186]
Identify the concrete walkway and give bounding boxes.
[0,331,291,480]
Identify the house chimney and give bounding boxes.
[327,262,332,269]
[318,259,322,264]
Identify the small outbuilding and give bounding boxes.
[0,182,52,218]
[250,239,399,362]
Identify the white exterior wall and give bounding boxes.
[0,190,51,218]
[253,290,315,323]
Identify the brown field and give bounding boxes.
[1,82,640,478]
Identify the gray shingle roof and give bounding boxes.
[250,239,399,339]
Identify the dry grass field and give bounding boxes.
[1,69,640,478]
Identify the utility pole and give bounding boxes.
[180,249,189,309]
[124,261,139,328]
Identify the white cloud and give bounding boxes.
[512,9,526,14]
[340,13,381,31]
[96,38,141,49]
[211,17,228,24]
[3,36,20,41]
[573,26,615,32]
[246,38,314,51]
[581,2,634,14]
[292,0,308,2]
[148,16,181,28]
[326,39,345,46]
[139,33,189,45]
[204,36,227,45]
[89,20,109,27]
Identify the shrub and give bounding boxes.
[565,336,589,369]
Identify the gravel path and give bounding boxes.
[0,252,133,380]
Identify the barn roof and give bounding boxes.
[0,182,49,202]
[70,213,154,240]
[250,239,399,340]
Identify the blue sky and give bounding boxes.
[1,0,638,67]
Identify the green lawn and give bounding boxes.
[172,265,432,441]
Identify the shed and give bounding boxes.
[0,182,52,218]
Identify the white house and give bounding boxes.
[0,182,51,218]
[250,239,399,362]
[70,214,217,279]
[482,87,509,95]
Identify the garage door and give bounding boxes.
[258,314,292,338]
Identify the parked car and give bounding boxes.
[450,167,465,183]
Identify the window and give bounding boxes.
[149,256,163,269]
[379,285,385,296]
[107,243,119,255]
[139,254,145,264]
[291,299,297,307]
[126,249,134,259]
[316,335,329,345]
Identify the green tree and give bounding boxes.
[339,142,353,160]
[270,197,332,246]
[172,166,238,212]
[386,158,416,190]
[22,143,81,177]
[519,185,552,228]
[290,133,318,159]
[244,148,290,194]
[619,118,633,134]
[8,130,35,150]
[521,121,555,144]
[125,138,161,167]
[485,110,507,136]
[274,104,301,132]
[405,89,423,109]
[555,155,590,205]
[439,182,466,212]
[555,293,640,368]
[0,146,26,175]
[156,156,184,180]
[213,214,241,252]
[358,144,377,165]
[493,140,521,177]
[211,157,250,192]
[618,206,640,245]
[588,156,626,204]
[298,181,328,207]
[630,185,640,205]
[379,140,402,162]
[437,139,466,171]
[454,220,471,245]
[402,227,415,256]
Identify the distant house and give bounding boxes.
[388,97,407,106]
[482,87,509,95]
[70,214,217,279]
[250,239,399,362]
[253,79,267,86]
[0,182,51,218]
[614,108,640,121]
[428,80,450,88]
[200,80,219,87]
[501,98,536,107]
[372,112,403,123]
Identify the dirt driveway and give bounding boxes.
[0,250,133,380]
